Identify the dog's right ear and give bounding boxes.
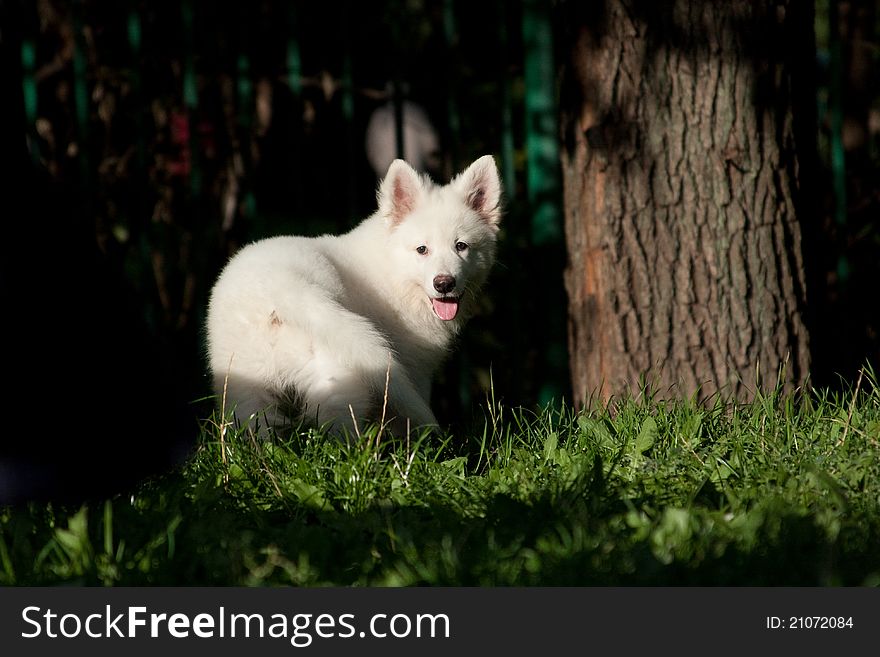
[455,155,502,229]
[378,159,423,227]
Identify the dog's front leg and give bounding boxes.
[379,362,438,430]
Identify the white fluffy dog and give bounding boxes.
[206,156,502,435]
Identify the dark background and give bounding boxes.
[0,0,878,500]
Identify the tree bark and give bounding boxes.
[560,0,812,404]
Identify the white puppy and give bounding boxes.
[206,156,502,435]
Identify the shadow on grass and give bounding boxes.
[6,465,878,586]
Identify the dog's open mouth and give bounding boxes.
[431,296,460,321]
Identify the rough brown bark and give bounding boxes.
[560,0,811,404]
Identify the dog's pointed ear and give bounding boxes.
[456,155,502,228]
[378,159,423,226]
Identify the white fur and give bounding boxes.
[206,156,502,436]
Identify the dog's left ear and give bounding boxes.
[456,155,502,229]
[378,159,424,227]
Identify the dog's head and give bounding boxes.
[378,155,502,324]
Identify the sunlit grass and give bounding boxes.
[2,367,879,585]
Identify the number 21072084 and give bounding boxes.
[766,616,854,629]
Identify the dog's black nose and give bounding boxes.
[433,274,456,294]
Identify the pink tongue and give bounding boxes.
[432,298,459,321]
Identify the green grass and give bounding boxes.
[2,370,880,586]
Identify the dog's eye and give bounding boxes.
[416,245,428,255]
[455,241,469,253]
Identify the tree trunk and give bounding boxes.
[560,0,812,404]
